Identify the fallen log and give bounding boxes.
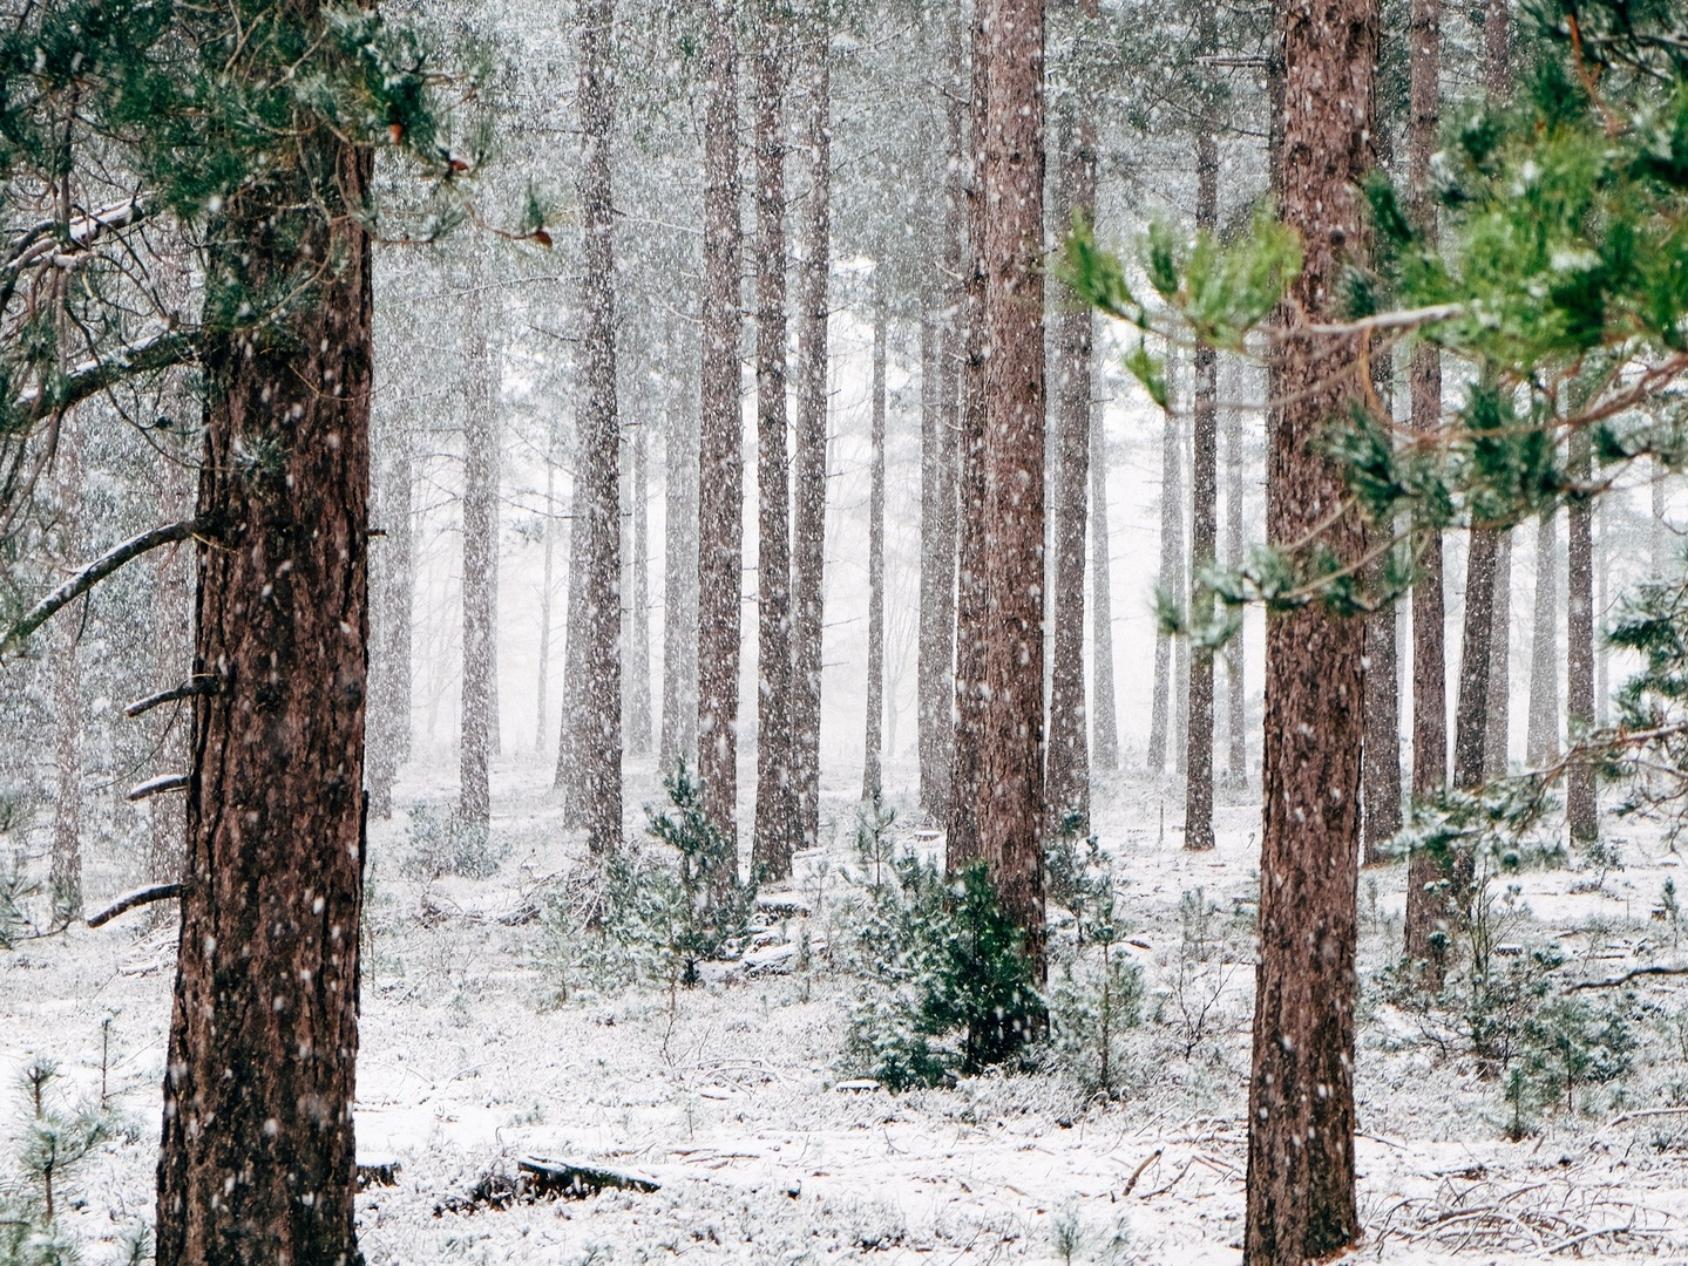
[518,1155,660,1197]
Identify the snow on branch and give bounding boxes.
[126,773,190,802]
[8,327,197,427]
[0,518,205,659]
[85,882,184,929]
[125,675,219,718]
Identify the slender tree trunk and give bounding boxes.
[1244,0,1374,1258]
[1484,529,1512,777]
[790,0,831,855]
[1404,0,1450,976]
[458,259,498,841]
[698,0,745,848]
[1223,374,1247,787]
[49,418,82,923]
[535,448,558,754]
[629,417,653,756]
[1090,353,1120,771]
[863,302,888,802]
[1653,463,1668,579]
[752,10,797,876]
[948,2,990,875]
[1047,18,1097,830]
[1146,395,1183,776]
[157,78,372,1266]
[556,476,588,815]
[563,0,623,854]
[971,0,1047,980]
[660,325,700,773]
[1453,532,1498,789]
[1184,64,1219,851]
[1567,430,1598,841]
[1525,508,1559,765]
[1595,497,1609,725]
[149,447,195,878]
[918,319,948,813]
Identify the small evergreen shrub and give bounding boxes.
[853,791,897,892]
[1045,811,1111,945]
[1519,996,1633,1114]
[401,803,504,880]
[841,856,1042,1090]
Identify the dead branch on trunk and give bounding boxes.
[86,882,185,928]
[127,773,190,802]
[125,675,219,717]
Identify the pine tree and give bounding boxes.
[1089,352,1122,772]
[863,301,889,804]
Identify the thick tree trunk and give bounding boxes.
[1525,508,1559,766]
[752,12,797,876]
[157,94,372,1266]
[1484,529,1513,777]
[948,2,990,876]
[1184,82,1219,852]
[1403,0,1449,976]
[457,259,498,841]
[1046,29,1096,831]
[1567,432,1597,841]
[1090,356,1120,771]
[1244,0,1374,1259]
[863,303,888,802]
[971,0,1047,979]
[566,0,623,855]
[698,0,745,848]
[660,320,700,772]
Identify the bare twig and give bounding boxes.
[126,773,190,802]
[125,675,218,717]
[86,882,184,928]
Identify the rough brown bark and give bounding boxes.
[972,0,1047,978]
[1184,57,1219,851]
[864,302,888,803]
[569,0,623,855]
[458,256,498,841]
[157,79,372,1266]
[752,9,797,878]
[947,1,990,876]
[1244,0,1374,1259]
[1046,9,1097,831]
[791,0,830,854]
[1567,433,1598,842]
[698,0,744,848]
[1525,508,1559,766]
[1403,0,1449,975]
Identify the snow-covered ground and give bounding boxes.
[6,756,1688,1264]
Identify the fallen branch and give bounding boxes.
[1,518,205,658]
[1568,964,1688,991]
[1120,1147,1162,1198]
[127,773,190,802]
[1609,1106,1688,1127]
[86,883,184,928]
[125,675,218,718]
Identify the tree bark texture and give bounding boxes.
[1484,528,1512,778]
[1525,508,1559,766]
[1567,432,1598,842]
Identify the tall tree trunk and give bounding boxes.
[1595,497,1609,725]
[1567,432,1597,841]
[1244,0,1375,1258]
[535,444,558,754]
[49,418,82,923]
[863,302,888,802]
[1524,508,1559,765]
[458,260,498,841]
[1223,374,1247,787]
[947,1,991,875]
[752,9,797,876]
[698,0,745,847]
[1146,396,1183,776]
[628,417,653,756]
[1184,51,1219,851]
[972,0,1047,979]
[1047,9,1097,830]
[157,83,372,1266]
[556,474,588,816]
[1090,353,1121,771]
[660,324,700,773]
[1484,529,1512,777]
[565,0,623,854]
[918,319,948,813]
[1403,0,1450,976]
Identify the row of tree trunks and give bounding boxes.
[753,7,798,879]
[1244,0,1375,1259]
[696,0,744,852]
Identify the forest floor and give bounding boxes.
[6,758,1688,1264]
